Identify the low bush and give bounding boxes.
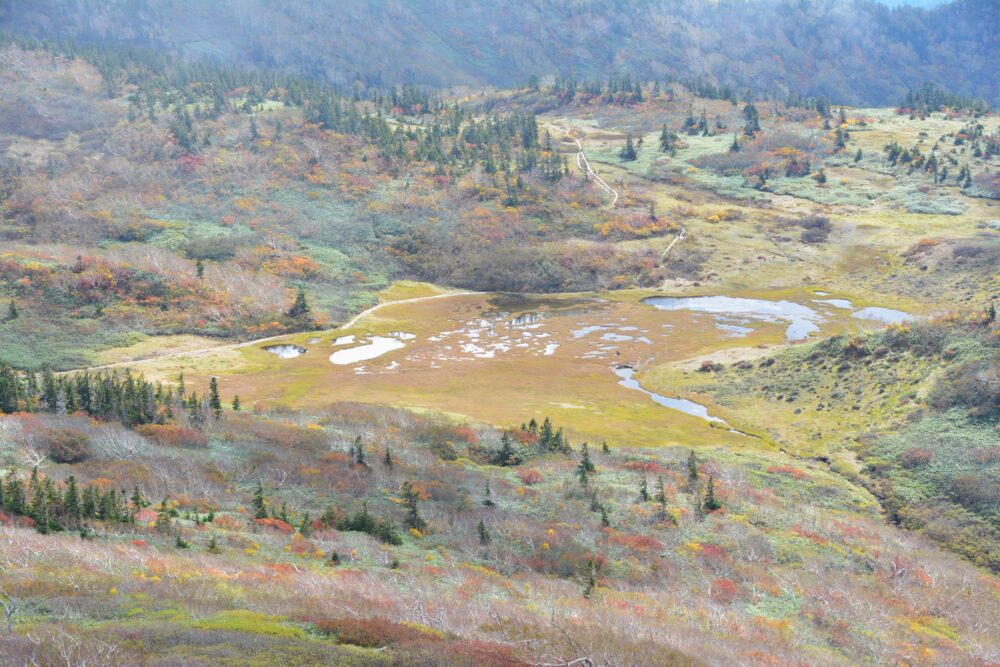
[46,428,91,463]
[135,424,209,448]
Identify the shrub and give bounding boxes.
[314,616,433,647]
[135,424,208,448]
[46,428,91,463]
[517,469,544,485]
[950,473,1000,509]
[710,577,739,604]
[900,448,934,468]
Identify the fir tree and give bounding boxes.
[687,450,699,485]
[4,300,16,322]
[704,475,722,512]
[483,479,494,507]
[383,446,393,468]
[299,512,312,536]
[287,287,311,320]
[619,134,637,161]
[208,377,222,419]
[252,480,267,519]
[401,481,426,531]
[655,475,667,506]
[583,560,597,599]
[477,518,491,545]
[231,395,241,411]
[639,474,649,502]
[577,443,594,485]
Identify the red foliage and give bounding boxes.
[710,577,739,604]
[135,424,208,448]
[0,511,12,525]
[517,469,544,486]
[451,426,478,445]
[766,465,809,480]
[510,429,537,444]
[900,448,933,467]
[314,616,434,647]
[254,517,295,533]
[608,531,664,553]
[131,539,148,548]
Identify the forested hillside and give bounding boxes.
[2,0,997,105]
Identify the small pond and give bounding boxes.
[263,344,307,359]
[644,295,821,340]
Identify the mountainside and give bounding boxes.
[2,0,998,105]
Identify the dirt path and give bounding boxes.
[542,122,619,206]
[67,290,482,374]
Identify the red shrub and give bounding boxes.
[136,424,208,448]
[46,428,91,463]
[767,465,809,480]
[254,517,294,533]
[517,469,544,486]
[314,616,434,647]
[710,577,739,604]
[608,531,664,553]
[900,448,934,467]
[971,447,1000,464]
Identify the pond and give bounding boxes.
[262,344,307,359]
[644,295,822,340]
[851,307,914,324]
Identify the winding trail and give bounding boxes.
[542,122,619,206]
[69,290,481,373]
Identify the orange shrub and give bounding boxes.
[766,465,809,480]
[135,424,208,448]
[254,517,294,533]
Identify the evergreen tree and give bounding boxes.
[383,446,393,468]
[639,474,649,502]
[704,475,722,512]
[687,450,699,485]
[601,441,610,454]
[287,287,311,320]
[299,512,312,536]
[401,481,426,531]
[231,395,241,411]
[477,518,491,545]
[208,377,222,419]
[855,148,863,162]
[619,134,637,161]
[252,480,267,519]
[655,475,667,506]
[577,443,594,485]
[483,479,494,507]
[4,300,17,322]
[583,560,597,599]
[63,476,80,525]
[600,506,610,527]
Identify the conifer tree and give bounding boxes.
[687,450,699,485]
[477,518,491,545]
[383,446,393,468]
[287,287,311,320]
[231,395,241,411]
[401,481,426,531]
[655,475,667,506]
[583,560,597,599]
[619,134,637,161]
[208,377,222,419]
[704,475,722,512]
[4,300,16,322]
[253,480,267,519]
[483,479,494,507]
[639,474,649,502]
